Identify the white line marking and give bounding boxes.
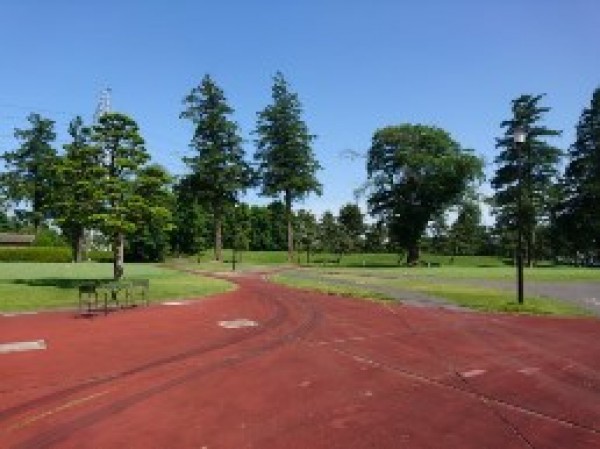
[219,319,258,329]
[461,369,486,378]
[162,301,186,306]
[518,367,540,375]
[2,312,38,317]
[0,339,47,354]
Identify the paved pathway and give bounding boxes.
[1,271,600,448]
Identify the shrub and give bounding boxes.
[0,247,113,263]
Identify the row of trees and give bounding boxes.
[0,73,322,277]
[2,73,599,271]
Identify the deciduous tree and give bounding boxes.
[366,124,482,264]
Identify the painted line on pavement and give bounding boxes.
[0,340,46,354]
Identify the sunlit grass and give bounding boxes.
[0,263,233,312]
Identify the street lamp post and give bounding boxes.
[232,203,238,272]
[514,126,527,304]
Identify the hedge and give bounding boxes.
[0,247,113,263]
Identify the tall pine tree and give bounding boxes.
[53,116,105,261]
[90,112,150,280]
[491,94,561,266]
[558,87,600,259]
[254,72,322,262]
[180,75,253,261]
[1,113,57,232]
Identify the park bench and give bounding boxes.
[78,279,150,316]
[130,279,150,307]
[78,283,99,315]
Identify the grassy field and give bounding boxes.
[271,266,595,317]
[0,263,233,312]
[315,265,600,282]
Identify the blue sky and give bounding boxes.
[1,0,598,219]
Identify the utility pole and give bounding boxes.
[86,87,112,255]
[94,87,112,123]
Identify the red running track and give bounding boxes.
[1,272,600,449]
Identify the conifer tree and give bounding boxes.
[180,75,252,261]
[90,112,150,280]
[53,116,105,261]
[491,94,561,266]
[254,72,322,262]
[1,113,57,232]
[558,87,600,259]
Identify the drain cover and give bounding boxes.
[219,319,258,329]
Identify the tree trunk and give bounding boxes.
[406,244,420,266]
[71,228,85,263]
[113,232,124,280]
[214,216,222,261]
[285,190,293,262]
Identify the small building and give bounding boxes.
[0,233,36,247]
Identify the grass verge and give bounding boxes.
[270,272,393,302]
[406,282,590,316]
[0,263,233,312]
[272,269,592,317]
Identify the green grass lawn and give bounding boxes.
[0,263,233,312]
[313,265,600,282]
[271,267,594,317]
[270,272,393,302]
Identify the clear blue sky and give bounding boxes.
[1,0,598,219]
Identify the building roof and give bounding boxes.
[0,233,36,244]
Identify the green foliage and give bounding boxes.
[180,75,253,261]
[90,112,152,279]
[52,116,106,261]
[449,201,484,257]
[1,113,57,230]
[126,164,174,262]
[170,176,211,255]
[222,203,252,251]
[0,247,110,262]
[338,203,365,252]
[248,205,274,250]
[491,94,562,265]
[254,72,322,259]
[294,209,318,262]
[32,228,68,247]
[367,124,482,264]
[556,87,600,260]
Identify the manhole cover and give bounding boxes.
[219,319,259,329]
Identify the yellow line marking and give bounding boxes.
[3,389,113,433]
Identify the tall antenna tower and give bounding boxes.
[93,87,112,122]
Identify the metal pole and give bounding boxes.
[232,205,237,271]
[516,141,524,304]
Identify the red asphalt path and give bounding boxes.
[1,272,600,449]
